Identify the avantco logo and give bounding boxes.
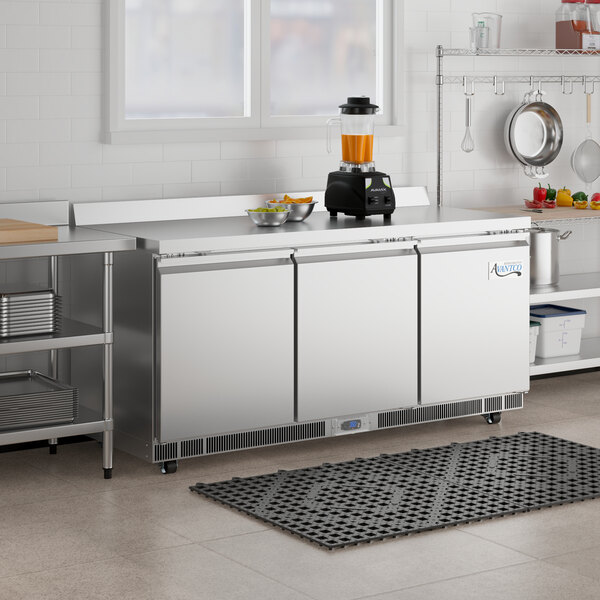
[488,260,524,280]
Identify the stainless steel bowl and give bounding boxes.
[265,201,318,222]
[246,209,290,227]
[505,100,563,168]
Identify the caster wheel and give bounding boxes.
[49,444,58,455]
[484,412,502,425]
[161,460,178,474]
[103,468,113,480]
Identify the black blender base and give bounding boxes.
[325,170,395,221]
[328,210,392,221]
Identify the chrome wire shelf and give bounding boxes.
[441,48,600,57]
[436,45,600,206]
[442,75,600,85]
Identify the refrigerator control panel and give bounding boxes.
[332,415,371,436]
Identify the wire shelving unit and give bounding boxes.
[436,46,600,206]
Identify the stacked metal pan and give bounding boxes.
[0,370,78,431]
[0,290,61,338]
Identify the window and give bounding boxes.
[106,0,403,143]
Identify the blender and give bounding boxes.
[325,96,395,220]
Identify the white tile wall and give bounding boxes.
[0,0,596,222]
[7,118,70,143]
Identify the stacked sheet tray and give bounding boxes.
[0,290,61,338]
[0,370,78,431]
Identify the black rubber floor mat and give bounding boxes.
[189,432,600,550]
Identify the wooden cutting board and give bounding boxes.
[0,219,59,245]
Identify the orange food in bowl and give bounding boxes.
[268,195,314,204]
[284,194,313,203]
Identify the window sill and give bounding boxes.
[104,124,406,145]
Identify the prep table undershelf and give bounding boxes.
[0,319,107,355]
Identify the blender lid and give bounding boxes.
[339,96,379,114]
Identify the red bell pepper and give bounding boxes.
[533,183,547,206]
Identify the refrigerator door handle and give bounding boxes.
[418,239,529,256]
[416,232,528,249]
[156,249,293,271]
[293,240,416,263]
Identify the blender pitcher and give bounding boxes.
[327,97,379,170]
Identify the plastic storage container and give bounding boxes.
[529,320,541,363]
[530,304,587,358]
[472,13,502,48]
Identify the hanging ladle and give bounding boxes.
[571,92,600,186]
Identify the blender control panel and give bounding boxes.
[365,176,393,207]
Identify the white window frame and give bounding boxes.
[105,0,404,144]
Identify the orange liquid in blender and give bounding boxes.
[341,134,374,164]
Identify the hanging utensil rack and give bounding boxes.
[436,46,600,206]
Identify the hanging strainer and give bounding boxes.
[571,93,600,185]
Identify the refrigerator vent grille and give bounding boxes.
[505,393,524,410]
[181,438,204,458]
[484,396,503,413]
[154,442,178,462]
[205,421,326,455]
[378,398,483,429]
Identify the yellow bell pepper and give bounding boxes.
[556,188,573,207]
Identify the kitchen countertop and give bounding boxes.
[473,205,600,222]
[0,226,136,260]
[86,206,531,254]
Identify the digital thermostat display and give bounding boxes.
[341,419,362,431]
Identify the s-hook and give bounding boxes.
[493,76,505,96]
[561,76,574,95]
[462,76,475,96]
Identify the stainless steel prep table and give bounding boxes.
[0,202,135,478]
[77,198,531,473]
[84,206,531,254]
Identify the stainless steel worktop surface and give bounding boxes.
[87,207,530,254]
[0,226,136,260]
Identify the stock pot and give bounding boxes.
[529,227,571,286]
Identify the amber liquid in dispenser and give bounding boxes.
[556,20,598,49]
[341,134,374,164]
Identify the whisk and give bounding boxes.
[461,94,474,153]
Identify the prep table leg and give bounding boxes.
[48,256,59,455]
[102,252,114,479]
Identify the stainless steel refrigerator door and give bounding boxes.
[420,240,530,405]
[156,251,294,441]
[296,244,418,422]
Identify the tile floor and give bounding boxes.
[1,371,600,599]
